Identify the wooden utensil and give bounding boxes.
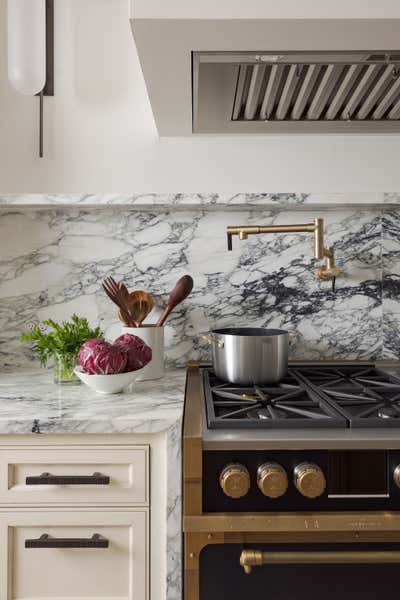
[102,277,136,327]
[116,282,136,325]
[118,309,135,327]
[118,281,131,305]
[129,290,154,327]
[157,275,193,327]
[118,290,154,327]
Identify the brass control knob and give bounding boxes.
[219,463,250,499]
[257,462,288,498]
[294,462,326,499]
[393,465,400,489]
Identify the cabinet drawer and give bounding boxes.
[0,510,148,600]
[0,446,149,505]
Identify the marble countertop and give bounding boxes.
[0,368,186,435]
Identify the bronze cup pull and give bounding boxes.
[25,472,110,485]
[240,549,400,574]
[25,533,109,549]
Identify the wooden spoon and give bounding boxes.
[119,290,154,328]
[156,275,193,327]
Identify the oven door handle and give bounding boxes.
[240,549,400,574]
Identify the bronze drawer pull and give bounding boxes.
[25,533,109,549]
[25,472,110,485]
[240,549,400,574]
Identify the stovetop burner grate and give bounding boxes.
[203,365,400,430]
[297,366,400,428]
[204,369,347,429]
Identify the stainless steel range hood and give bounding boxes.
[193,51,400,133]
[130,16,400,135]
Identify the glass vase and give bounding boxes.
[53,353,80,385]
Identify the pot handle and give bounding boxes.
[289,330,301,345]
[199,333,225,349]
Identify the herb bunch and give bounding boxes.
[21,314,103,367]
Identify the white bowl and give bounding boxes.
[74,367,139,394]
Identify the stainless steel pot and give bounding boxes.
[201,327,291,385]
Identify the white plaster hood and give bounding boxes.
[130,1,400,136]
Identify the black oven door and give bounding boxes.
[200,543,400,600]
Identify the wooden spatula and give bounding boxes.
[156,275,193,327]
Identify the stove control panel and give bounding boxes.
[293,462,326,499]
[219,463,250,499]
[205,450,400,512]
[257,462,288,498]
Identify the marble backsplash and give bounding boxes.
[0,203,399,369]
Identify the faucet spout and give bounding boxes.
[314,218,324,260]
[226,217,340,283]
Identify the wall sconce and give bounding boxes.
[7,0,54,157]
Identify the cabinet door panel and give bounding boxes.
[0,446,149,505]
[0,510,148,600]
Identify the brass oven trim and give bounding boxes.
[184,529,400,600]
[183,364,204,517]
[184,511,400,533]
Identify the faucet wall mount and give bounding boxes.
[226,218,340,285]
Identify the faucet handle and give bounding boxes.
[317,247,341,281]
[318,265,341,280]
[227,232,233,251]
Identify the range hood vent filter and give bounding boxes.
[232,60,400,122]
[193,51,400,133]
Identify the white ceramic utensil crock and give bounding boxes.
[122,325,165,381]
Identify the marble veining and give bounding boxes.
[0,368,184,433]
[1,205,398,369]
[1,196,400,600]
[0,367,185,600]
[383,209,400,359]
[0,192,397,207]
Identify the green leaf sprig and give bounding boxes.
[21,314,103,367]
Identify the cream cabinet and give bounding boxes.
[0,510,148,600]
[0,441,155,600]
[0,446,149,506]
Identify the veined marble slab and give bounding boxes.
[383,209,400,360]
[0,368,185,433]
[0,367,185,600]
[1,206,396,370]
[0,192,398,208]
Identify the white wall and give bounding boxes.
[134,0,400,19]
[0,0,400,193]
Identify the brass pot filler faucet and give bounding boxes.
[227,218,340,291]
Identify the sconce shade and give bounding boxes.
[7,0,46,95]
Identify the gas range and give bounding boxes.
[183,362,400,600]
[187,361,400,513]
[204,363,400,429]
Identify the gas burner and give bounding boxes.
[203,365,400,429]
[378,405,399,419]
[204,370,346,429]
[296,366,400,428]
